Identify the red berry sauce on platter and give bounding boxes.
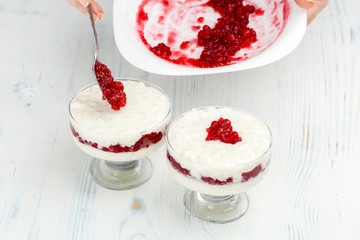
[136,0,291,68]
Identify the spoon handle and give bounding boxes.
[87,5,99,62]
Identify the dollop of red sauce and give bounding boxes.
[137,0,258,68]
[206,117,242,144]
[94,60,127,111]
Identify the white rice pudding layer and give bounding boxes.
[167,107,271,195]
[70,81,171,161]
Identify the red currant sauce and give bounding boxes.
[167,151,191,176]
[137,0,258,68]
[201,176,233,185]
[94,60,127,111]
[71,124,163,153]
[166,151,263,185]
[241,164,262,182]
[206,117,242,144]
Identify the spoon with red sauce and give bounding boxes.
[87,5,126,111]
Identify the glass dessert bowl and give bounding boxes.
[69,78,172,190]
[166,106,271,223]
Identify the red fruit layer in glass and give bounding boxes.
[166,151,263,185]
[71,124,163,153]
[206,117,242,144]
[167,151,191,176]
[201,176,233,185]
[94,60,127,111]
[137,0,257,68]
[241,164,262,182]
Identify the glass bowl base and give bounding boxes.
[184,189,249,223]
[90,158,152,190]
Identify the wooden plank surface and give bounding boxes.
[0,0,359,239]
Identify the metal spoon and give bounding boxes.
[87,5,99,71]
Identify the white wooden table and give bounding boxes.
[1,0,359,239]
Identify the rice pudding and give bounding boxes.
[167,106,271,196]
[70,79,171,162]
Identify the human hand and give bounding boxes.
[66,0,104,22]
[294,0,328,24]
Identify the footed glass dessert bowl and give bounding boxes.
[166,106,271,223]
[69,78,172,190]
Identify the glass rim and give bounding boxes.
[68,78,173,137]
[166,106,272,169]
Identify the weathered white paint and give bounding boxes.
[0,0,359,239]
